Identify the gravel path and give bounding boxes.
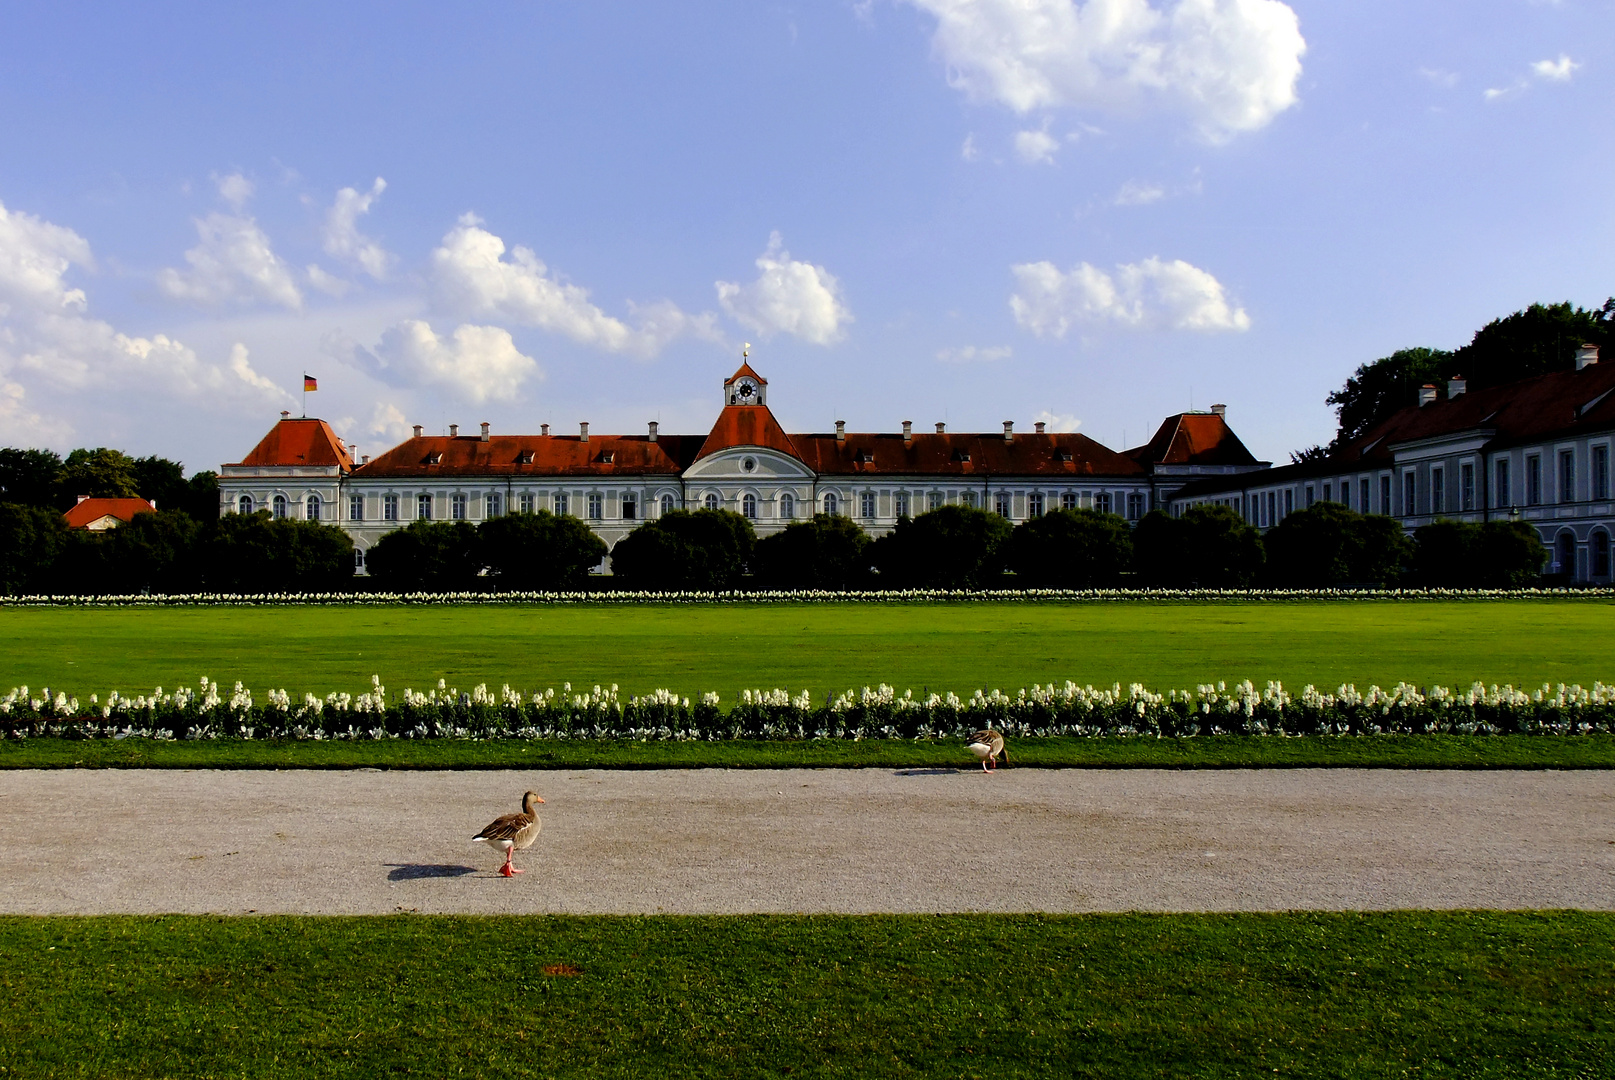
[2,768,1612,915]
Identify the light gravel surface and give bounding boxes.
[1,768,1612,915]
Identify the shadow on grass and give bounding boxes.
[385,863,479,881]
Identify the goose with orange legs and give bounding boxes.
[967,729,1008,771]
[473,791,544,877]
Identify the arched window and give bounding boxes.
[306,494,321,521]
[704,493,719,511]
[779,492,794,520]
[823,492,838,516]
[1556,531,1576,578]
[237,495,253,515]
[272,494,288,519]
[1593,531,1610,578]
[742,493,757,519]
[660,494,675,517]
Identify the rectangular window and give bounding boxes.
[928,492,943,511]
[451,494,467,520]
[1527,455,1541,506]
[349,494,363,521]
[1460,463,1474,511]
[1380,474,1391,515]
[1594,445,1610,501]
[1026,492,1044,518]
[354,548,366,571]
[622,496,637,520]
[1284,489,1293,517]
[1495,459,1511,507]
[485,492,503,519]
[1403,472,1416,516]
[1127,492,1145,519]
[1059,492,1075,511]
[992,493,1010,518]
[588,493,603,520]
[1431,468,1444,516]
[383,494,398,521]
[1095,492,1112,513]
[553,492,569,516]
[417,493,432,520]
[962,491,976,509]
[1305,484,1315,508]
[518,492,535,514]
[1265,491,1275,527]
[894,492,909,517]
[1559,449,1575,504]
[1323,482,1332,503]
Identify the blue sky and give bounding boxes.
[1,0,1610,474]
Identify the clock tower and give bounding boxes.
[723,349,768,407]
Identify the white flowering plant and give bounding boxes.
[3,676,1612,742]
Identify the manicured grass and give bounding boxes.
[1,912,1610,1078]
[7,733,1615,770]
[3,599,1614,705]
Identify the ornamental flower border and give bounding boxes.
[4,676,1613,742]
[1,586,1614,606]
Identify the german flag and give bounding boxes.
[303,375,318,392]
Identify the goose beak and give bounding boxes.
[534,797,545,804]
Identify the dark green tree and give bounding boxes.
[753,514,872,589]
[76,509,204,594]
[1325,347,1454,447]
[363,519,482,591]
[0,503,70,595]
[0,448,64,508]
[56,448,140,506]
[1132,506,1264,587]
[609,509,756,590]
[480,510,608,590]
[182,471,221,521]
[1410,519,1545,587]
[1004,508,1132,587]
[202,512,357,593]
[869,504,1013,589]
[1473,520,1548,587]
[1264,502,1409,587]
[1452,300,1613,389]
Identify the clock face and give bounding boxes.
[736,379,756,401]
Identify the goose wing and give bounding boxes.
[473,811,532,844]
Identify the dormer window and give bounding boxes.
[854,449,874,463]
[425,451,443,465]
[597,451,615,464]
[1057,450,1074,462]
[517,450,535,464]
[952,450,971,463]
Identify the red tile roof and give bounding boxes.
[727,361,767,385]
[230,417,352,468]
[1130,413,1261,467]
[795,432,1146,477]
[63,497,155,529]
[693,405,801,462]
[356,434,704,478]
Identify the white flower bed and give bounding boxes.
[4,675,1612,741]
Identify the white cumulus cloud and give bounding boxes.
[1014,127,1061,164]
[157,211,303,309]
[1033,409,1082,432]
[215,172,254,210]
[0,197,288,443]
[936,344,1013,363]
[1010,256,1249,335]
[716,232,851,345]
[330,319,541,404]
[1530,54,1579,81]
[322,177,393,280]
[431,215,710,358]
[905,0,1306,141]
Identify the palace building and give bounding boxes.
[218,361,1265,572]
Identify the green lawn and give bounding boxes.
[3,599,1613,704]
[2,912,1610,1078]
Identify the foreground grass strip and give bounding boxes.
[7,733,1615,769]
[1,912,1610,1079]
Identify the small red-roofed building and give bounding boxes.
[63,497,157,531]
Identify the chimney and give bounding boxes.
[1419,384,1438,407]
[76,494,88,504]
[1447,376,1467,399]
[1003,420,1014,443]
[412,424,424,438]
[648,421,659,443]
[1577,343,1600,370]
[579,421,589,442]
[835,420,846,442]
[1210,403,1226,417]
[1034,421,1046,434]
[935,422,946,434]
[147,499,156,510]
[281,410,291,419]
[480,422,490,442]
[541,423,550,437]
[448,423,459,438]
[902,420,912,443]
[362,455,370,465]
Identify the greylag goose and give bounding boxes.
[967,729,1008,771]
[473,791,544,877]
